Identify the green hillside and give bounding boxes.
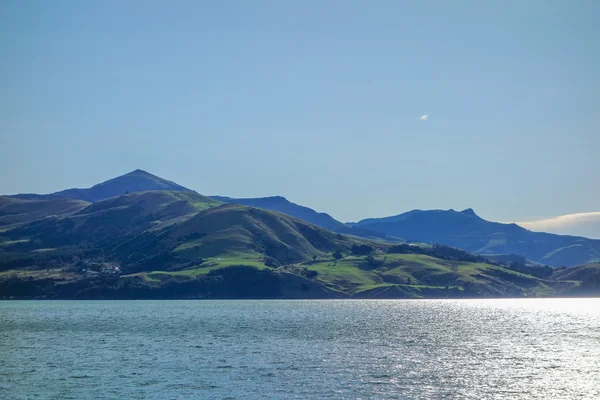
[0,190,377,293]
[0,190,598,299]
[209,195,392,240]
[168,204,368,261]
[0,196,89,230]
[78,251,577,299]
[79,190,221,221]
[550,263,600,294]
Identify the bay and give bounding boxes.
[1,299,599,399]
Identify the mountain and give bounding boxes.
[0,189,374,274]
[2,172,599,299]
[8,170,376,240]
[210,195,392,240]
[0,190,596,299]
[9,169,191,203]
[0,190,382,298]
[350,208,600,267]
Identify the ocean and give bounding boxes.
[1,299,598,399]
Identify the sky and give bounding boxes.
[1,1,599,229]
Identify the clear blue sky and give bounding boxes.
[1,0,598,223]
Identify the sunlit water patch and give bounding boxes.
[1,299,598,399]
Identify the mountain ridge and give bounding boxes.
[210,195,392,241]
[210,195,348,232]
[1,187,599,299]
[351,208,600,266]
[4,170,599,267]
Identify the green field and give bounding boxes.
[122,255,270,283]
[293,253,558,296]
[2,187,599,299]
[117,252,567,298]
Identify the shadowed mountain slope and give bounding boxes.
[350,208,600,267]
[0,196,89,229]
[3,191,221,249]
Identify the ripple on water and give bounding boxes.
[0,299,599,399]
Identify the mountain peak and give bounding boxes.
[461,208,478,217]
[264,195,288,202]
[7,170,192,203]
[118,169,157,179]
[129,169,150,175]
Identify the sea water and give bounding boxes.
[1,299,598,399]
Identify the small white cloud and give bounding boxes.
[515,212,600,239]
[420,114,429,121]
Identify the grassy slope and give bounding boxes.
[1,191,596,299]
[122,257,271,284]
[122,252,564,298]
[551,263,600,281]
[165,204,373,262]
[79,190,221,218]
[0,193,377,276]
[1,245,591,299]
[2,191,221,247]
[0,196,89,229]
[298,253,556,297]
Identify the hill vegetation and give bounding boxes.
[0,191,594,299]
[210,195,392,241]
[1,170,599,299]
[0,196,89,229]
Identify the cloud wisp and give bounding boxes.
[516,212,600,239]
[420,114,429,121]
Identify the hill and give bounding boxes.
[0,190,375,276]
[551,263,600,295]
[8,169,191,203]
[210,196,347,231]
[349,208,600,267]
[0,190,388,298]
[1,171,600,299]
[0,196,89,229]
[0,190,596,299]
[2,191,221,252]
[551,263,600,282]
[168,204,366,262]
[210,195,391,241]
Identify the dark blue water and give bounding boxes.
[1,299,599,399]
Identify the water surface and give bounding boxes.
[1,299,599,399]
